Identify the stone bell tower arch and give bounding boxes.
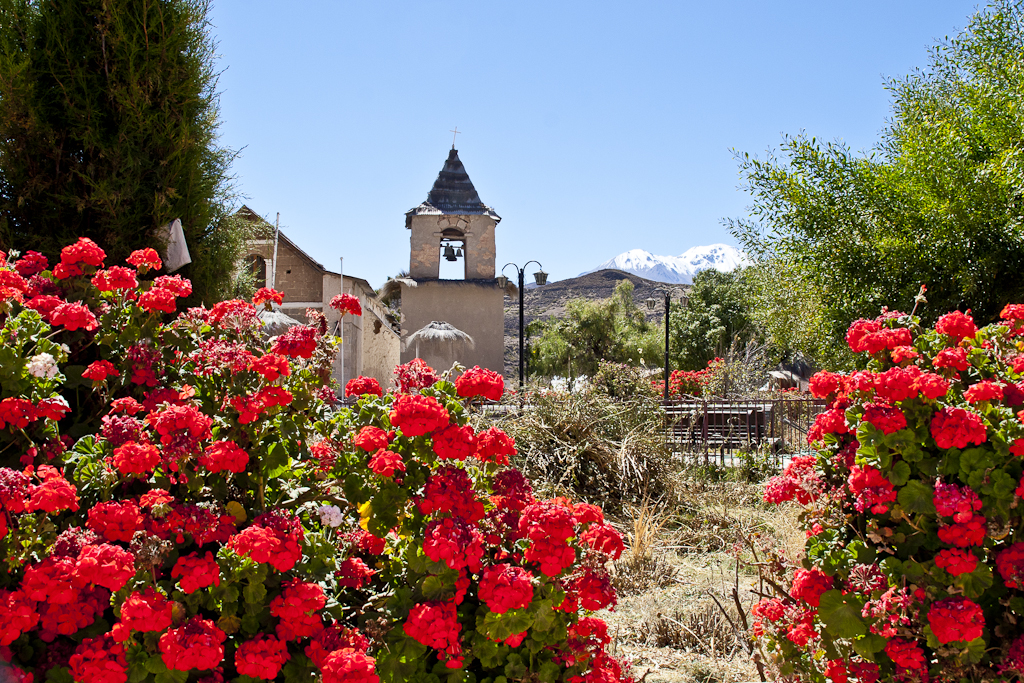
[400,148,505,374]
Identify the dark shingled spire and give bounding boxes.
[406,149,500,226]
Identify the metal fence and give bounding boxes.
[662,396,827,467]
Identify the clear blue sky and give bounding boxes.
[208,1,977,288]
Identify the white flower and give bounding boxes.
[318,504,344,528]
[26,353,58,379]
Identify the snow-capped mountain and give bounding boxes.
[581,244,747,284]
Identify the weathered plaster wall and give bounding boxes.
[400,280,504,374]
[409,215,441,279]
[408,214,496,280]
[464,215,496,279]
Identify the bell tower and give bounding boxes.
[406,147,500,280]
[400,148,505,375]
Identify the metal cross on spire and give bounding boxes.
[449,127,460,149]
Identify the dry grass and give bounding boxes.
[597,479,805,683]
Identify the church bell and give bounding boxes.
[443,245,457,261]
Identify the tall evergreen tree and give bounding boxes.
[0,0,243,302]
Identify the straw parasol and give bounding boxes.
[258,309,302,338]
[404,321,475,361]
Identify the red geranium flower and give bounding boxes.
[82,360,120,382]
[389,394,449,436]
[936,310,978,341]
[50,302,99,331]
[253,287,283,308]
[92,266,138,292]
[330,293,362,316]
[250,353,291,381]
[159,616,226,672]
[927,597,984,644]
[126,248,162,272]
[931,407,987,449]
[60,237,106,268]
[14,250,48,277]
[455,366,504,401]
[346,375,383,398]
[369,449,405,477]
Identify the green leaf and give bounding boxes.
[955,562,993,599]
[851,633,887,661]
[154,672,188,683]
[889,460,911,486]
[817,590,866,638]
[144,655,168,674]
[538,661,561,683]
[897,479,936,515]
[422,575,446,601]
[243,581,266,604]
[504,654,527,681]
[964,636,986,664]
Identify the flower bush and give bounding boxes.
[0,239,630,682]
[755,306,1024,681]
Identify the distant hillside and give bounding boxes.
[503,269,681,378]
[582,244,747,284]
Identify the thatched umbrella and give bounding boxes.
[259,309,302,338]
[404,321,475,367]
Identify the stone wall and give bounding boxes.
[408,214,497,280]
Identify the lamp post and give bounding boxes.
[498,261,547,392]
[646,288,687,402]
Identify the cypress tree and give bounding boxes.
[0,0,243,303]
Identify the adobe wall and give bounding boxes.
[400,280,504,374]
[408,214,497,280]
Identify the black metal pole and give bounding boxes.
[519,268,526,393]
[664,291,670,402]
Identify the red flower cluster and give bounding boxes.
[423,517,485,572]
[580,523,625,559]
[271,324,320,358]
[321,649,379,683]
[346,376,383,397]
[27,465,79,513]
[432,423,476,461]
[14,250,48,277]
[933,481,983,522]
[139,275,192,314]
[937,514,987,547]
[227,509,304,572]
[789,568,833,607]
[927,597,984,644]
[997,543,1024,589]
[933,346,969,371]
[236,634,291,679]
[389,394,449,437]
[454,366,504,401]
[50,301,99,331]
[126,248,161,272]
[561,568,616,612]
[113,441,161,475]
[92,266,138,292]
[112,588,173,641]
[806,406,849,444]
[250,353,291,381]
[86,500,142,542]
[369,449,405,477]
[403,601,462,668]
[419,466,485,522]
[393,358,439,393]
[171,552,221,593]
[158,616,227,671]
[936,310,977,341]
[146,403,213,450]
[82,360,120,381]
[930,407,987,449]
[353,426,391,452]
[519,501,576,576]
[846,318,912,354]
[330,293,362,316]
[847,465,897,514]
[934,548,978,576]
[56,238,106,279]
[270,577,325,643]
[253,287,284,308]
[884,638,926,671]
[478,563,534,613]
[199,440,249,474]
[965,380,1004,403]
[809,371,843,398]
[475,427,516,465]
[336,557,374,589]
[69,634,127,683]
[861,402,907,435]
[763,455,822,505]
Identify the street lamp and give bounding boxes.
[499,261,547,392]
[646,288,688,402]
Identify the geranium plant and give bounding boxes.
[0,239,631,683]
[755,306,1024,681]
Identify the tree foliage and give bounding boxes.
[729,0,1024,366]
[668,267,758,371]
[528,280,662,381]
[0,0,243,303]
